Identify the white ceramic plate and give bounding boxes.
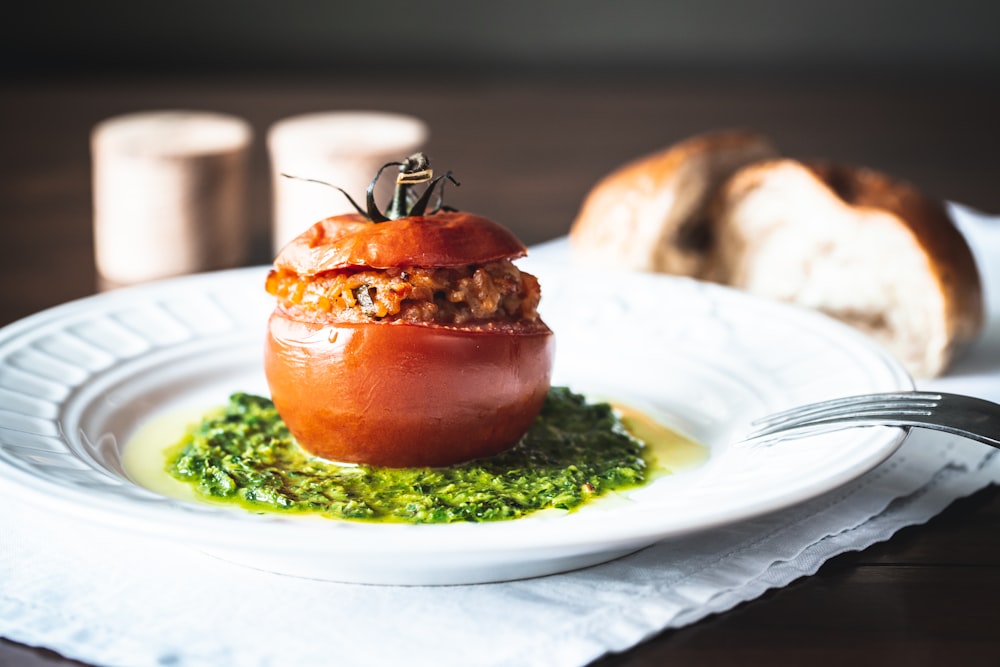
[0,262,912,585]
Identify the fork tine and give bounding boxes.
[750,399,939,431]
[747,406,934,439]
[739,422,880,449]
[749,392,940,428]
[740,391,1000,450]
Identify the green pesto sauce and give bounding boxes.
[166,388,652,524]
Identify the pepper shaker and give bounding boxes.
[91,110,252,286]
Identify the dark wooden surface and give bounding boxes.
[1,72,999,666]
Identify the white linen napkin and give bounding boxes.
[1,204,998,667]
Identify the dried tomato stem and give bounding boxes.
[283,153,459,223]
[386,155,434,220]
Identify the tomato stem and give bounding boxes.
[386,154,432,220]
[280,152,460,223]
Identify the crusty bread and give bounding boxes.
[569,130,778,276]
[568,132,983,377]
[707,159,983,378]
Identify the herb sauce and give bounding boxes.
[162,388,659,523]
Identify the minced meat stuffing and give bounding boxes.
[265,260,542,326]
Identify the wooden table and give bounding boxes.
[2,72,999,666]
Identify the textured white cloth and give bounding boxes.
[1,204,998,667]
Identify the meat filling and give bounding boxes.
[265,260,542,326]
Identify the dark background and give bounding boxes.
[4,0,1000,80]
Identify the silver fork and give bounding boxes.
[740,391,1000,448]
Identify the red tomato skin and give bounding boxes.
[274,212,527,275]
[264,310,555,468]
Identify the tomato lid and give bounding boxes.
[273,211,527,275]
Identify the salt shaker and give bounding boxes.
[91,111,252,286]
[267,111,428,252]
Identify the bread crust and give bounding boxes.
[805,161,984,350]
[569,129,778,276]
[710,158,983,377]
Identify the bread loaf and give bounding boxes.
[569,130,778,276]
[707,159,983,378]
[568,133,983,377]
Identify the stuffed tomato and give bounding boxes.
[263,155,554,467]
